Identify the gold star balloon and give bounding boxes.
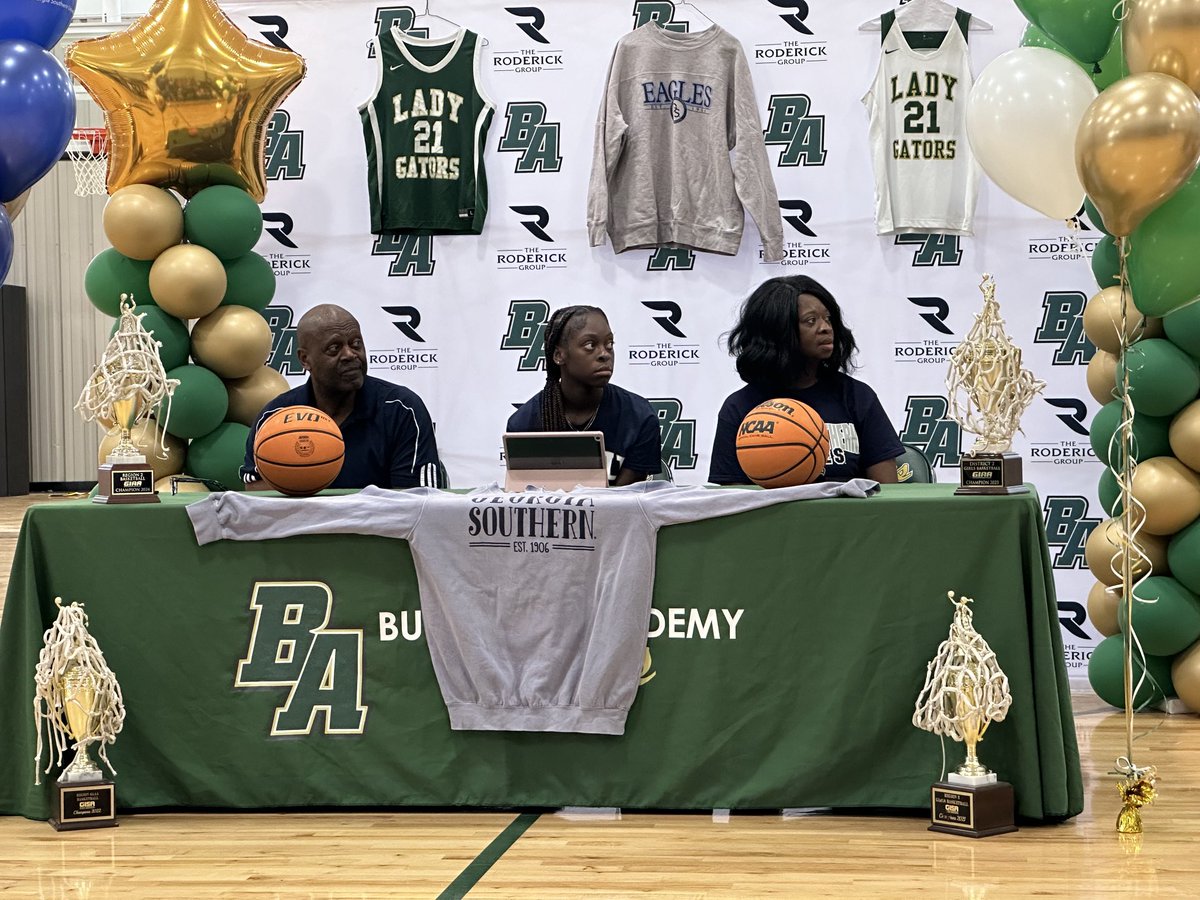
[66,0,305,201]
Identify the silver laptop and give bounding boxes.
[502,431,608,491]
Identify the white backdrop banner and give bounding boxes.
[223,0,1105,681]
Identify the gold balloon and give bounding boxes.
[1086,350,1119,404]
[149,244,227,319]
[1087,581,1122,636]
[225,365,289,426]
[154,475,209,495]
[99,419,185,482]
[1130,455,1200,534]
[1169,399,1200,469]
[1085,517,1168,586]
[1075,72,1200,236]
[1125,0,1200,95]
[3,188,31,223]
[65,0,306,201]
[101,185,183,260]
[1170,637,1200,712]
[191,306,273,380]
[1083,286,1163,353]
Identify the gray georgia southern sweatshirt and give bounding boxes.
[588,23,785,261]
[188,480,877,734]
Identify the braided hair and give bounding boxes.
[539,305,605,430]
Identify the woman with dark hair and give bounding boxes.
[709,275,902,484]
[508,305,661,485]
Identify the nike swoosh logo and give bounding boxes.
[390,64,404,70]
[884,48,898,54]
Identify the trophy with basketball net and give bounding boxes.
[947,274,1045,494]
[914,591,1017,838]
[76,295,178,503]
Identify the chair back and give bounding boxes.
[895,444,934,483]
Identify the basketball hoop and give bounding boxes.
[66,128,109,197]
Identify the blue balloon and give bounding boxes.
[0,205,13,286]
[0,0,77,50]
[0,40,75,203]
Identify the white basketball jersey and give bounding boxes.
[862,11,980,236]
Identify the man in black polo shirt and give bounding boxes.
[241,304,441,489]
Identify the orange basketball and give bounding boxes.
[252,405,344,496]
[735,398,830,488]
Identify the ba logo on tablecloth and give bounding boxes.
[261,213,312,278]
[647,247,695,271]
[263,305,304,376]
[1035,291,1095,365]
[764,199,831,266]
[630,302,700,368]
[1043,495,1100,570]
[899,396,962,467]
[368,6,426,57]
[763,94,826,166]
[650,398,698,470]
[497,102,562,172]
[371,306,439,373]
[372,234,435,276]
[895,297,956,365]
[265,110,305,181]
[249,15,293,50]
[501,299,550,370]
[498,206,568,270]
[894,233,961,266]
[236,582,367,736]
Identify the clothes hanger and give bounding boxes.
[671,2,718,31]
[406,0,490,46]
[859,0,992,33]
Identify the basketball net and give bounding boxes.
[67,128,109,197]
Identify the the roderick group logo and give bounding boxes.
[1027,206,1101,262]
[263,305,304,375]
[370,306,439,374]
[1031,398,1097,466]
[494,8,563,73]
[497,102,562,172]
[498,206,567,271]
[265,110,304,182]
[501,299,549,371]
[250,14,294,50]
[754,1,826,67]
[895,233,961,266]
[895,296,956,365]
[367,6,426,57]
[649,398,698,470]
[899,395,962,468]
[647,247,695,271]
[261,213,312,278]
[372,234,435,276]
[1034,291,1095,365]
[763,94,826,166]
[629,301,700,368]
[762,198,831,266]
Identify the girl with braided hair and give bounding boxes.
[507,306,661,485]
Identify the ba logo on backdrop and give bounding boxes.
[501,300,549,371]
[1043,495,1102,665]
[763,94,826,166]
[754,1,827,67]
[493,8,563,73]
[367,6,426,57]
[899,396,962,468]
[894,233,962,266]
[1035,291,1095,365]
[629,301,701,368]
[265,111,305,182]
[497,102,562,172]
[261,213,312,278]
[498,206,568,270]
[1030,398,1097,466]
[370,306,439,373]
[649,398,698,470]
[647,247,695,271]
[632,1,711,32]
[894,296,956,365]
[372,234,435,276]
[263,305,304,376]
[762,199,831,266]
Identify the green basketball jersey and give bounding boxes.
[359,28,494,235]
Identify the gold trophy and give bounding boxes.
[947,275,1045,494]
[34,599,125,830]
[914,592,1017,838]
[76,294,178,504]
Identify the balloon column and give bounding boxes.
[0,0,78,284]
[67,0,303,491]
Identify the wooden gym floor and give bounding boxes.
[1,493,1199,898]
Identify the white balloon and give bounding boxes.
[967,48,1098,219]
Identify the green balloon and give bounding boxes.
[1013,0,1120,64]
[1168,518,1200,594]
[1117,576,1200,656]
[1098,466,1121,516]
[1089,400,1171,467]
[110,306,189,371]
[1091,29,1127,92]
[1092,234,1119,290]
[1128,169,1200,317]
[1084,197,1109,236]
[1163,301,1200,360]
[1088,634,1174,708]
[186,422,250,491]
[84,249,155,316]
[1019,22,1089,69]
[220,252,276,311]
[1115,339,1200,417]
[183,186,263,260]
[159,364,228,439]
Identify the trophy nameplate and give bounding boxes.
[930,780,1017,838]
[94,455,158,504]
[956,452,1027,496]
[50,780,117,831]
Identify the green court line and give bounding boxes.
[437,812,542,899]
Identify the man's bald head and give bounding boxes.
[296,304,368,397]
[297,304,361,353]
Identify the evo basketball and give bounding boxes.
[735,399,829,488]
[252,406,344,496]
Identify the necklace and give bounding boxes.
[569,406,599,431]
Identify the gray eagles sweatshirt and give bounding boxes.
[588,23,785,261]
[188,480,877,734]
